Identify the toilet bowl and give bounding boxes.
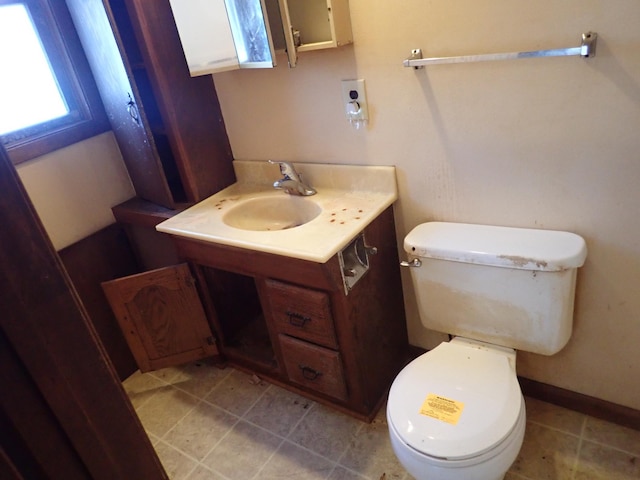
[387,338,526,480]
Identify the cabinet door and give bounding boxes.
[169,0,277,76]
[102,263,218,372]
[276,0,353,66]
[169,0,353,73]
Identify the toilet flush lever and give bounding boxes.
[400,258,422,268]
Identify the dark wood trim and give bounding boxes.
[519,376,640,431]
[112,197,189,228]
[0,144,166,478]
[59,223,141,380]
[172,235,340,292]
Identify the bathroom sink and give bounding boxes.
[156,160,398,262]
[223,196,322,231]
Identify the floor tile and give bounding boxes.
[201,419,282,479]
[136,385,199,438]
[327,466,370,479]
[583,416,640,455]
[288,403,362,461]
[154,441,199,480]
[164,359,233,399]
[205,369,269,416]
[126,366,640,480]
[574,440,640,480]
[185,464,227,480]
[504,473,531,480]
[339,411,406,480]
[149,366,185,383]
[244,385,313,437]
[257,440,335,479]
[509,422,579,480]
[163,401,238,460]
[525,396,586,435]
[122,370,169,410]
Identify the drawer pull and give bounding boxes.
[287,311,311,328]
[299,365,323,381]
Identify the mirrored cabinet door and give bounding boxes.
[169,0,352,74]
[169,0,276,75]
[278,0,352,51]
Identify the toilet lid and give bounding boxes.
[387,341,522,460]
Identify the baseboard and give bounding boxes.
[519,376,640,431]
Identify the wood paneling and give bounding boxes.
[102,264,219,371]
[59,223,141,380]
[0,144,166,478]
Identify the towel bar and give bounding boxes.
[404,32,597,69]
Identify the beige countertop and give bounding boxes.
[156,160,398,263]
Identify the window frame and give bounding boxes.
[0,0,109,165]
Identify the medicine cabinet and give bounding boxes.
[168,0,353,74]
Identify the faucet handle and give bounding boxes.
[268,160,296,178]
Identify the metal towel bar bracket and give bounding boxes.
[404,32,597,69]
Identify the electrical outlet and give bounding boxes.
[341,79,368,124]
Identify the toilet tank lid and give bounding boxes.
[404,222,587,271]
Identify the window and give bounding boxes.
[0,0,109,164]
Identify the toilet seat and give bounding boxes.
[387,338,522,461]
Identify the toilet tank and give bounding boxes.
[404,222,587,355]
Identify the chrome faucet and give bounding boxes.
[268,160,316,196]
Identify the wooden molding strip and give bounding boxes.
[519,376,640,431]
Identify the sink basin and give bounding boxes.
[156,161,398,262]
[223,196,322,231]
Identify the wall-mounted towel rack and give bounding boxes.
[404,32,597,69]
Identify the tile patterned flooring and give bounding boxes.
[124,360,640,480]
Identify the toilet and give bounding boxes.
[387,222,587,480]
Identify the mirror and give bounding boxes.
[168,0,352,75]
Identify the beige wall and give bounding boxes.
[213,1,640,409]
[16,132,134,251]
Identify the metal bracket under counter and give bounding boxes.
[338,233,378,295]
[404,31,597,69]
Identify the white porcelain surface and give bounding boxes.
[405,222,585,355]
[405,222,587,272]
[156,160,397,263]
[387,338,521,460]
[222,195,322,231]
[388,395,526,480]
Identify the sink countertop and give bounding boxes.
[156,160,398,263]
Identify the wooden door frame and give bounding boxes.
[0,144,167,478]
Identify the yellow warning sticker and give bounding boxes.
[419,393,465,425]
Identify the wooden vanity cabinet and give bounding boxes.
[173,206,409,420]
[103,206,408,420]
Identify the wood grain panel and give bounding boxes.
[102,263,218,371]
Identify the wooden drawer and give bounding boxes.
[264,279,338,349]
[279,335,348,402]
